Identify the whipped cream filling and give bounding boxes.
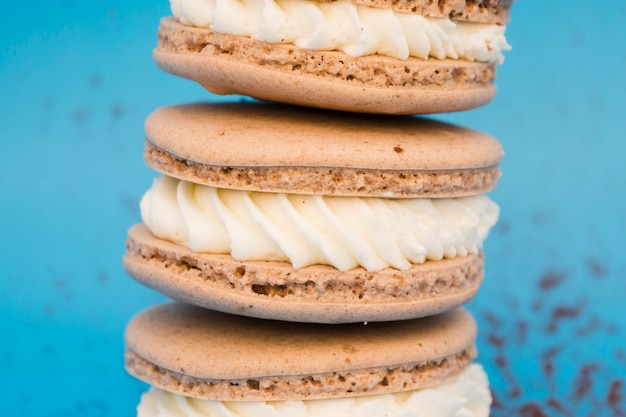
[140,176,499,272]
[169,0,510,63]
[137,363,491,417]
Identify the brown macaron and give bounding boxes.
[140,102,502,198]
[153,0,513,114]
[125,302,479,401]
[123,102,502,323]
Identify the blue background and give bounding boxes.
[1,1,625,416]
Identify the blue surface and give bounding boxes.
[1,1,625,416]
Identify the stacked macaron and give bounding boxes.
[123,1,513,415]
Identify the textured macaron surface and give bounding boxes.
[344,0,513,23]
[125,303,477,400]
[136,364,492,417]
[124,222,486,323]
[144,102,503,197]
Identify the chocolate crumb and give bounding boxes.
[72,108,89,125]
[495,220,510,234]
[541,347,560,380]
[494,355,507,370]
[515,320,528,344]
[89,72,102,88]
[547,303,584,333]
[586,257,608,279]
[571,363,600,399]
[491,389,504,409]
[488,333,506,348]
[52,276,70,289]
[493,354,522,399]
[97,271,109,284]
[608,379,624,411]
[483,311,502,328]
[519,402,549,417]
[508,385,522,399]
[546,398,566,413]
[538,270,566,291]
[111,103,124,119]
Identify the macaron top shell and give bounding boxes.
[144,102,503,197]
[146,102,502,170]
[125,303,477,400]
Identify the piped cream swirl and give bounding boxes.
[140,176,499,272]
[169,0,510,63]
[137,363,491,417]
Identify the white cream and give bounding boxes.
[137,363,491,417]
[169,0,510,63]
[140,176,499,272]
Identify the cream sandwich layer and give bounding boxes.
[140,176,499,272]
[137,364,490,417]
[128,103,502,321]
[170,0,510,64]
